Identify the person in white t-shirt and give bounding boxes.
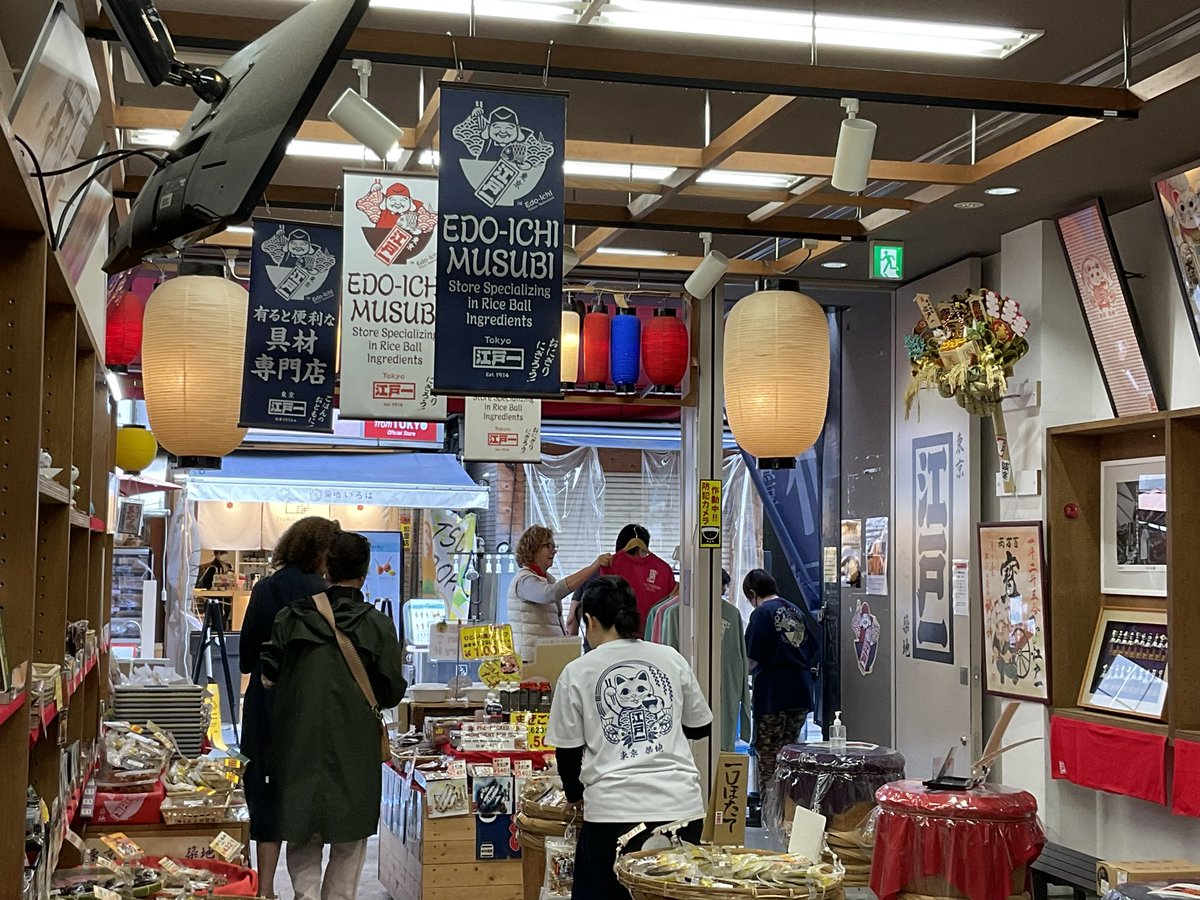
[546,575,713,900]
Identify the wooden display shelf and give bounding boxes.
[0,692,26,730]
[69,508,90,529]
[1047,407,1200,802]
[38,476,70,504]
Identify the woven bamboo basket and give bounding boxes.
[616,847,845,900]
[160,798,231,826]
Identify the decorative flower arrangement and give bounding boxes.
[904,288,1031,418]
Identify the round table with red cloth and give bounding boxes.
[870,780,1045,900]
[137,857,258,896]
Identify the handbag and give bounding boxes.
[312,592,390,763]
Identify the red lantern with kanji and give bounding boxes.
[106,291,144,368]
[642,308,689,393]
[581,300,611,391]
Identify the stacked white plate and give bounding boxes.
[112,684,207,757]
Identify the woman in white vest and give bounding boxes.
[507,525,610,662]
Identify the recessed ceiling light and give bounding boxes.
[984,186,1021,196]
[595,247,677,257]
[821,261,849,269]
[954,201,985,209]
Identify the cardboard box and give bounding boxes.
[1097,859,1200,894]
[702,752,750,846]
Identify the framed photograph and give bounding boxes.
[1055,199,1162,417]
[1154,162,1200,355]
[977,522,1049,704]
[10,2,101,228]
[1078,606,1168,721]
[116,498,145,537]
[1101,456,1167,597]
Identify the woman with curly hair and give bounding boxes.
[507,524,610,662]
[239,515,340,898]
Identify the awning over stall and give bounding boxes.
[540,420,739,451]
[185,452,489,510]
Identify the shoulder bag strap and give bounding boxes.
[313,592,381,713]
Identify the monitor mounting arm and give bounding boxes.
[166,58,229,105]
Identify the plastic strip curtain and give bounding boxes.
[723,452,765,625]
[165,483,203,676]
[523,447,606,579]
[641,450,683,559]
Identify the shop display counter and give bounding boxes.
[397,698,485,733]
[870,780,1044,900]
[379,762,522,900]
[82,819,251,865]
[765,741,905,887]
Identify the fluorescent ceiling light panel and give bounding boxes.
[368,0,580,22]
[596,2,1041,58]
[595,247,675,256]
[697,169,798,188]
[129,129,401,162]
[564,160,676,180]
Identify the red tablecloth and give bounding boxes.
[137,857,257,896]
[870,780,1045,900]
[91,780,166,825]
[1172,739,1200,817]
[1050,715,1167,804]
[444,748,554,769]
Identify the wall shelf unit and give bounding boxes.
[0,109,114,896]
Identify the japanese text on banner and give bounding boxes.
[434,84,567,398]
[240,220,341,431]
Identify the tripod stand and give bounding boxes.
[191,597,240,743]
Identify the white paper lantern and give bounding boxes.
[560,306,581,388]
[142,275,249,463]
[723,285,829,467]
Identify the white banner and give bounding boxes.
[261,502,333,548]
[339,170,446,421]
[464,397,541,462]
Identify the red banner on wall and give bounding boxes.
[363,420,443,444]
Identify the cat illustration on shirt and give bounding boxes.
[596,662,674,751]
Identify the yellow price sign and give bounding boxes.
[699,479,722,549]
[525,712,551,752]
[460,624,515,661]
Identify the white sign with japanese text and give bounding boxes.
[463,397,541,462]
[339,170,446,421]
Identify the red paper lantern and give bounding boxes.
[106,291,145,368]
[642,308,689,392]
[581,301,611,391]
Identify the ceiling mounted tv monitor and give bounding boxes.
[102,0,369,273]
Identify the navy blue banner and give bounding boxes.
[240,220,341,431]
[435,83,566,398]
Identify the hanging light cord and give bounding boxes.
[14,140,169,250]
[766,248,813,276]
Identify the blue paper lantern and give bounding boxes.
[610,307,641,395]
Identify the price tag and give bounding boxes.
[94,887,121,900]
[53,677,64,710]
[493,757,512,775]
[210,831,244,862]
[447,760,467,778]
[101,832,143,862]
[159,857,183,876]
[514,759,534,777]
[94,855,121,873]
[38,799,49,824]
[64,829,86,852]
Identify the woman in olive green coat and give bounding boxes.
[261,531,407,900]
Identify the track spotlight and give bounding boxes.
[328,88,404,163]
[831,97,876,193]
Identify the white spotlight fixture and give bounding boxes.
[328,88,404,164]
[984,186,1022,196]
[954,200,985,210]
[831,98,877,194]
[563,246,580,277]
[684,250,731,298]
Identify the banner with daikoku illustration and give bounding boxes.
[435,83,567,398]
[240,220,340,431]
[338,170,446,421]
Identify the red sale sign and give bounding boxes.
[364,420,443,444]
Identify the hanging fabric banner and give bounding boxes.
[339,170,446,421]
[435,83,567,398]
[240,220,340,431]
[744,444,824,612]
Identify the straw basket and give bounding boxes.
[615,847,845,900]
[160,798,231,826]
[515,809,573,900]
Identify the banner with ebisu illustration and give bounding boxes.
[338,169,446,421]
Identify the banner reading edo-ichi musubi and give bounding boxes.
[339,170,446,421]
[435,83,566,398]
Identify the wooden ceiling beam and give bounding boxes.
[98,12,1140,118]
[398,68,465,170]
[566,202,864,240]
[575,227,621,260]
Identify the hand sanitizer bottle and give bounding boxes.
[830,711,847,752]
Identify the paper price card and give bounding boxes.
[525,712,551,752]
[460,624,515,660]
[428,621,461,661]
[94,887,121,900]
[101,832,143,862]
[159,857,184,876]
[210,831,244,862]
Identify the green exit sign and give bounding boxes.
[870,241,905,280]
